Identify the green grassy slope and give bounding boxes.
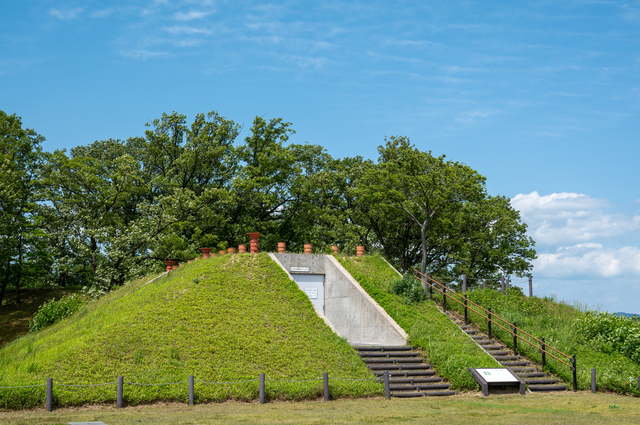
[439,288,640,396]
[0,254,380,409]
[335,254,498,391]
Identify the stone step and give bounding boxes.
[369,364,432,371]
[386,377,443,384]
[517,372,547,378]
[359,352,420,358]
[465,330,478,335]
[528,385,568,392]
[475,340,494,345]
[493,356,520,361]
[392,390,458,398]
[470,335,484,340]
[510,367,537,373]
[364,358,425,364]
[482,345,505,350]
[355,346,414,352]
[500,361,530,367]
[525,378,559,385]
[390,384,451,391]
[487,351,510,356]
[373,370,436,377]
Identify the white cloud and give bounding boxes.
[534,244,640,278]
[163,26,212,35]
[511,191,640,246]
[120,49,168,60]
[49,7,84,20]
[174,10,211,21]
[455,109,498,124]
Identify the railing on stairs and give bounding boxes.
[414,270,578,392]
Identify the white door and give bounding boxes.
[291,274,325,315]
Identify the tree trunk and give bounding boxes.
[0,258,10,309]
[90,236,98,284]
[420,222,428,275]
[14,235,23,304]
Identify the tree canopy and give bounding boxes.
[0,109,536,303]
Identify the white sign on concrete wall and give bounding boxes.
[304,288,318,299]
[291,267,310,272]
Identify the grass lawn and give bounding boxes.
[0,288,79,349]
[1,392,639,424]
[0,254,380,409]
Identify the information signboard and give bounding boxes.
[469,367,525,396]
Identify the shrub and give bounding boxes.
[575,311,640,364]
[28,294,84,332]
[389,273,426,304]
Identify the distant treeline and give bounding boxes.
[0,109,535,305]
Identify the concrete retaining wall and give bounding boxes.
[270,253,408,346]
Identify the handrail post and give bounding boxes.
[259,373,265,404]
[541,338,546,367]
[487,308,492,339]
[462,274,467,293]
[323,372,330,401]
[429,275,433,300]
[513,322,518,356]
[464,294,468,325]
[117,376,124,408]
[384,371,390,399]
[46,378,53,412]
[571,355,577,392]
[591,368,596,393]
[501,275,505,295]
[188,375,194,406]
[443,286,447,312]
[528,276,533,297]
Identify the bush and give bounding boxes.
[575,311,640,364]
[389,273,425,304]
[28,294,84,332]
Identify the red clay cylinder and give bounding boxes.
[227,247,236,254]
[200,248,212,259]
[278,242,286,253]
[164,260,175,272]
[238,244,247,253]
[331,245,339,254]
[172,265,179,270]
[219,250,226,255]
[304,244,313,254]
[356,246,365,257]
[247,233,261,254]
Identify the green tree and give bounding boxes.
[0,111,48,307]
[358,136,486,274]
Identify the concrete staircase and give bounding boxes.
[354,346,457,397]
[447,312,568,392]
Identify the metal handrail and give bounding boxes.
[413,270,577,391]
[416,270,571,360]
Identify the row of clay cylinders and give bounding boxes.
[275,243,343,255]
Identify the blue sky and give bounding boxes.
[2,1,639,312]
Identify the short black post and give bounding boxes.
[189,375,194,406]
[428,276,433,300]
[259,373,265,404]
[117,376,124,408]
[591,368,596,393]
[464,294,468,325]
[572,355,577,392]
[501,275,505,295]
[462,274,467,293]
[487,308,492,339]
[46,378,53,412]
[541,338,546,367]
[528,276,533,297]
[513,322,518,356]
[323,372,329,401]
[443,287,447,312]
[383,371,390,400]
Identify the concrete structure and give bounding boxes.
[269,253,408,346]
